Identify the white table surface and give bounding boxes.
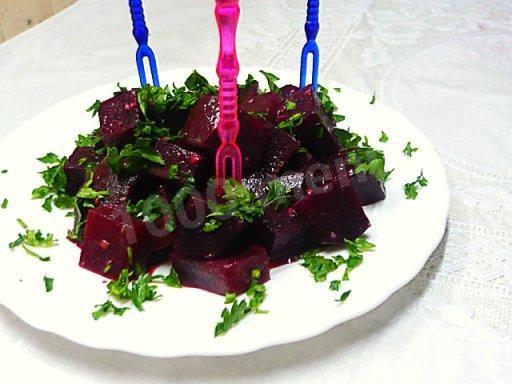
[0,0,511,382]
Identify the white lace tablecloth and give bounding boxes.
[0,0,511,382]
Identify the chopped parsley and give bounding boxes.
[379,131,389,143]
[301,249,340,282]
[93,266,181,319]
[277,112,304,136]
[240,74,257,90]
[127,194,173,227]
[334,129,392,181]
[336,290,351,302]
[1,198,7,209]
[76,132,102,148]
[106,138,165,174]
[167,164,180,180]
[285,100,297,111]
[259,70,280,93]
[1,169,7,174]
[214,269,267,337]
[402,141,419,157]
[86,100,101,117]
[262,180,292,209]
[9,219,57,262]
[32,153,75,212]
[204,179,264,232]
[370,92,376,105]
[329,280,341,291]
[92,300,129,320]
[43,275,54,292]
[404,171,428,199]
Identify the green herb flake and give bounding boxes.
[204,179,263,232]
[152,265,181,288]
[370,92,376,105]
[259,70,280,93]
[1,169,7,174]
[336,290,352,303]
[76,132,101,148]
[285,100,297,111]
[1,198,8,209]
[277,112,304,136]
[43,275,54,292]
[214,269,267,337]
[127,194,172,223]
[92,300,129,320]
[86,100,101,117]
[167,164,180,180]
[301,249,339,282]
[404,170,428,200]
[9,219,57,261]
[379,131,389,143]
[263,180,292,209]
[329,280,341,291]
[403,141,419,157]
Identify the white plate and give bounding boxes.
[0,68,449,357]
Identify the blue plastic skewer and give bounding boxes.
[299,0,320,91]
[129,0,160,87]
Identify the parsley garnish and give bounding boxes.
[86,100,101,117]
[32,153,75,212]
[402,141,418,157]
[106,138,165,174]
[167,164,180,180]
[277,112,304,136]
[92,300,129,320]
[43,275,54,292]
[259,70,280,93]
[9,219,57,262]
[76,132,101,148]
[204,179,264,232]
[334,128,392,181]
[336,290,351,302]
[1,198,7,209]
[285,100,297,111]
[329,280,341,291]
[404,171,428,199]
[379,131,389,143]
[93,266,181,319]
[301,249,340,282]
[127,194,173,227]
[240,74,257,90]
[1,169,7,174]
[262,180,292,209]
[370,92,376,104]
[214,269,267,337]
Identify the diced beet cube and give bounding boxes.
[238,81,259,104]
[280,84,300,99]
[284,151,315,173]
[64,147,102,195]
[350,172,386,206]
[254,206,307,261]
[278,85,341,159]
[145,138,211,184]
[180,94,219,152]
[239,92,282,123]
[99,90,141,146]
[92,159,139,207]
[293,168,370,244]
[180,96,270,173]
[238,112,270,173]
[174,193,247,258]
[261,128,300,175]
[79,205,152,279]
[169,245,270,295]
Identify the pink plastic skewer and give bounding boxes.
[215,0,242,194]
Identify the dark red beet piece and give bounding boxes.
[92,159,139,207]
[293,167,370,244]
[261,128,300,175]
[239,92,283,123]
[99,90,141,146]
[238,81,259,104]
[277,85,341,159]
[149,185,178,252]
[254,206,307,261]
[350,172,386,206]
[79,205,152,279]
[280,84,300,99]
[64,147,102,195]
[180,96,270,172]
[169,245,270,295]
[146,138,211,184]
[238,112,270,173]
[174,193,247,258]
[180,94,219,152]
